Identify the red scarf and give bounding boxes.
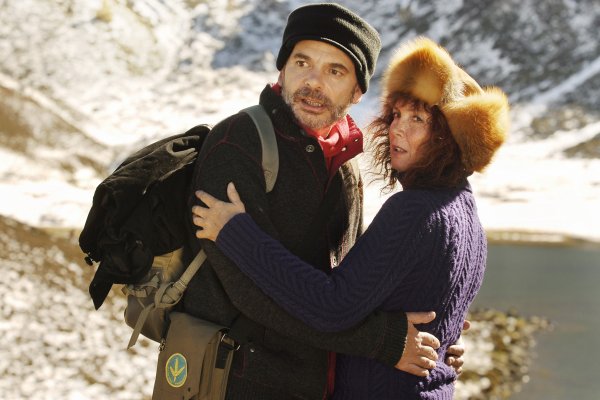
[271,84,363,182]
[303,118,347,158]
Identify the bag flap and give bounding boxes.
[153,312,226,399]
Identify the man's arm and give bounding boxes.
[445,320,470,374]
[204,237,442,370]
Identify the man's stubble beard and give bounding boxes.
[282,85,355,130]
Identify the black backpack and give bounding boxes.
[79,105,278,346]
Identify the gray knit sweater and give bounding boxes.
[216,182,487,399]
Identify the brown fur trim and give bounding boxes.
[382,37,510,171]
[383,37,461,105]
[442,87,510,172]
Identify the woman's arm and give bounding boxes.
[196,185,426,332]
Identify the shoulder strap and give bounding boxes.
[241,105,279,193]
[159,105,279,306]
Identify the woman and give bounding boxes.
[192,37,509,399]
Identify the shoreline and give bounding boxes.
[40,224,600,250]
[454,308,553,400]
[486,229,600,249]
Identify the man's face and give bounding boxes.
[279,40,363,136]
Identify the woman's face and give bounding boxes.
[388,99,432,173]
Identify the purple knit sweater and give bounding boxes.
[216,182,487,400]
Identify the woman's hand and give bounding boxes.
[192,182,246,241]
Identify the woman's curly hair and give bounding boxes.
[367,92,467,192]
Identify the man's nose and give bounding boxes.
[303,69,323,89]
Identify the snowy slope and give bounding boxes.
[1,0,598,241]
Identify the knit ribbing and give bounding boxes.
[216,182,486,399]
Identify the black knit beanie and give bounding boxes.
[276,3,381,93]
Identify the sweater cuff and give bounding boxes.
[372,312,408,368]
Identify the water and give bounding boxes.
[472,243,600,399]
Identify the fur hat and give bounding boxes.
[276,3,381,93]
[382,37,510,172]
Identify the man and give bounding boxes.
[183,3,464,399]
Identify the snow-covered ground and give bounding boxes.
[0,217,157,400]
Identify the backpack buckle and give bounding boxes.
[220,332,240,351]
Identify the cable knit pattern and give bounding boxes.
[217,181,487,399]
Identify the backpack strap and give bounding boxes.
[241,105,279,193]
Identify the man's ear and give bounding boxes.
[277,70,285,86]
[352,85,363,104]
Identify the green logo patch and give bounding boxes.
[165,353,187,388]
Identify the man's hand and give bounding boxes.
[445,320,470,375]
[395,312,440,377]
